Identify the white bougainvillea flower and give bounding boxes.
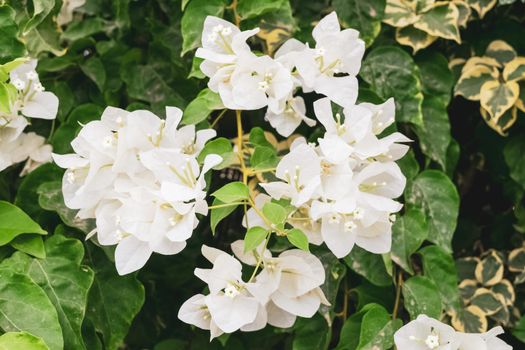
[193,246,260,333]
[456,326,512,350]
[394,315,460,350]
[10,60,59,120]
[219,54,293,113]
[265,96,316,137]
[247,249,329,319]
[353,162,405,213]
[18,132,53,175]
[261,142,321,206]
[277,12,365,107]
[54,106,219,275]
[359,98,396,135]
[178,294,224,340]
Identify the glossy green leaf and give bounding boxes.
[244,226,268,252]
[361,46,423,125]
[391,208,428,274]
[344,246,392,287]
[406,170,459,252]
[262,202,288,225]
[1,232,94,350]
[10,235,46,259]
[287,228,309,251]
[402,276,442,319]
[182,88,224,125]
[0,332,49,350]
[419,245,461,314]
[210,198,238,235]
[0,201,46,246]
[333,0,386,47]
[212,182,250,203]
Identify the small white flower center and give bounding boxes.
[26,71,38,80]
[328,213,340,224]
[344,220,356,232]
[34,82,45,92]
[424,334,440,349]
[353,207,364,220]
[224,283,240,298]
[102,135,114,148]
[315,47,326,57]
[221,27,232,36]
[12,79,25,90]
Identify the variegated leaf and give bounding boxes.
[508,247,525,273]
[515,271,525,285]
[415,0,436,12]
[484,40,517,65]
[480,80,519,121]
[470,288,503,316]
[396,25,437,52]
[516,83,525,112]
[480,105,518,136]
[455,65,499,100]
[413,2,461,43]
[458,279,478,302]
[490,304,510,325]
[503,57,525,83]
[257,21,294,56]
[491,279,515,306]
[456,257,480,280]
[467,0,497,18]
[384,0,419,27]
[462,56,501,72]
[474,250,504,287]
[451,305,488,333]
[453,0,471,27]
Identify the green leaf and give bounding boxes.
[10,235,46,259]
[335,305,369,350]
[250,146,279,170]
[23,0,56,34]
[397,150,419,182]
[0,269,62,350]
[197,137,235,170]
[333,0,386,47]
[292,313,331,350]
[419,245,461,314]
[406,170,459,252]
[182,88,224,125]
[416,51,454,105]
[84,244,145,350]
[512,315,525,343]
[414,97,451,170]
[413,2,460,42]
[0,332,49,350]
[402,276,442,319]
[391,208,428,274]
[504,133,525,190]
[244,226,268,252]
[1,232,95,350]
[262,202,287,225]
[61,18,106,41]
[80,57,106,91]
[121,64,185,108]
[0,6,26,63]
[212,182,249,203]
[0,201,46,245]
[249,127,274,149]
[0,82,11,113]
[314,247,347,320]
[37,181,95,234]
[15,163,63,219]
[188,56,205,79]
[344,246,392,287]
[360,46,423,125]
[287,228,309,251]
[210,198,238,235]
[181,0,227,55]
[237,0,286,20]
[356,304,401,350]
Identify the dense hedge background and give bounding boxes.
[1,0,525,349]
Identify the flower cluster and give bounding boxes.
[260,97,410,258]
[178,242,328,339]
[53,106,220,275]
[197,12,365,137]
[0,59,58,173]
[394,314,512,350]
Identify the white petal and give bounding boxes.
[22,91,59,120]
[114,236,152,275]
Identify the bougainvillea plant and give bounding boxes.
[0,0,524,349]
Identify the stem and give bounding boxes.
[248,230,271,282]
[228,0,241,27]
[210,109,227,128]
[246,167,276,175]
[392,271,403,319]
[235,110,248,184]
